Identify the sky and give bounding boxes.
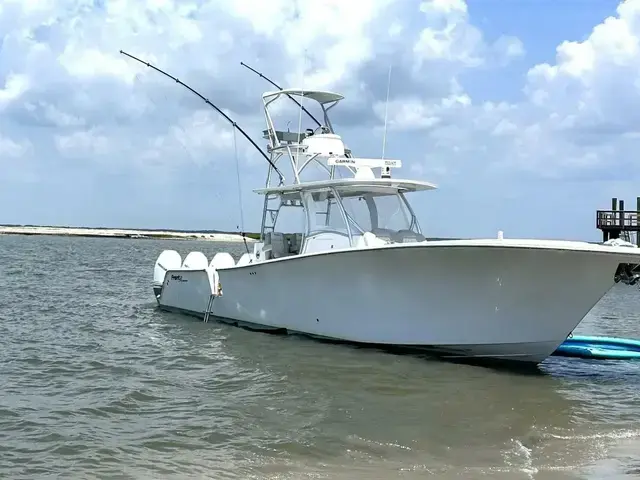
[1,0,640,241]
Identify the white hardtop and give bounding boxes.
[256,85,437,247]
[254,177,438,196]
[262,88,344,105]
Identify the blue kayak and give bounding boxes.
[553,335,640,360]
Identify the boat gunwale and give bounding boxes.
[213,239,640,272]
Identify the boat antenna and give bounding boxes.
[382,63,392,160]
[239,61,322,128]
[296,51,306,145]
[119,50,284,182]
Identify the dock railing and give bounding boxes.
[596,210,640,231]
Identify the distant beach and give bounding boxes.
[0,225,257,243]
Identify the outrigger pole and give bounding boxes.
[240,61,322,129]
[119,50,285,182]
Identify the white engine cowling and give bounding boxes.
[209,252,235,295]
[236,253,254,266]
[153,250,182,286]
[210,252,235,270]
[182,251,209,270]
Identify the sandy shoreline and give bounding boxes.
[0,225,255,243]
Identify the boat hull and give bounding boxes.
[155,240,640,364]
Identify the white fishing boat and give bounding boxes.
[122,51,640,365]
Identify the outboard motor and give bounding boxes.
[153,250,182,299]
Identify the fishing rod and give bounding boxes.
[240,61,322,128]
[119,50,284,182]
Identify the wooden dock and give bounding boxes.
[596,197,640,245]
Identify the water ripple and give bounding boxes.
[2,235,640,478]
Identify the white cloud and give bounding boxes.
[0,74,30,108]
[138,109,237,168]
[373,91,471,131]
[1,0,640,238]
[414,0,484,68]
[55,128,110,157]
[493,35,525,62]
[525,0,640,119]
[59,47,137,82]
[508,0,640,176]
[365,0,640,184]
[0,134,31,157]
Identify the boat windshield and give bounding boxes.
[339,191,421,235]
